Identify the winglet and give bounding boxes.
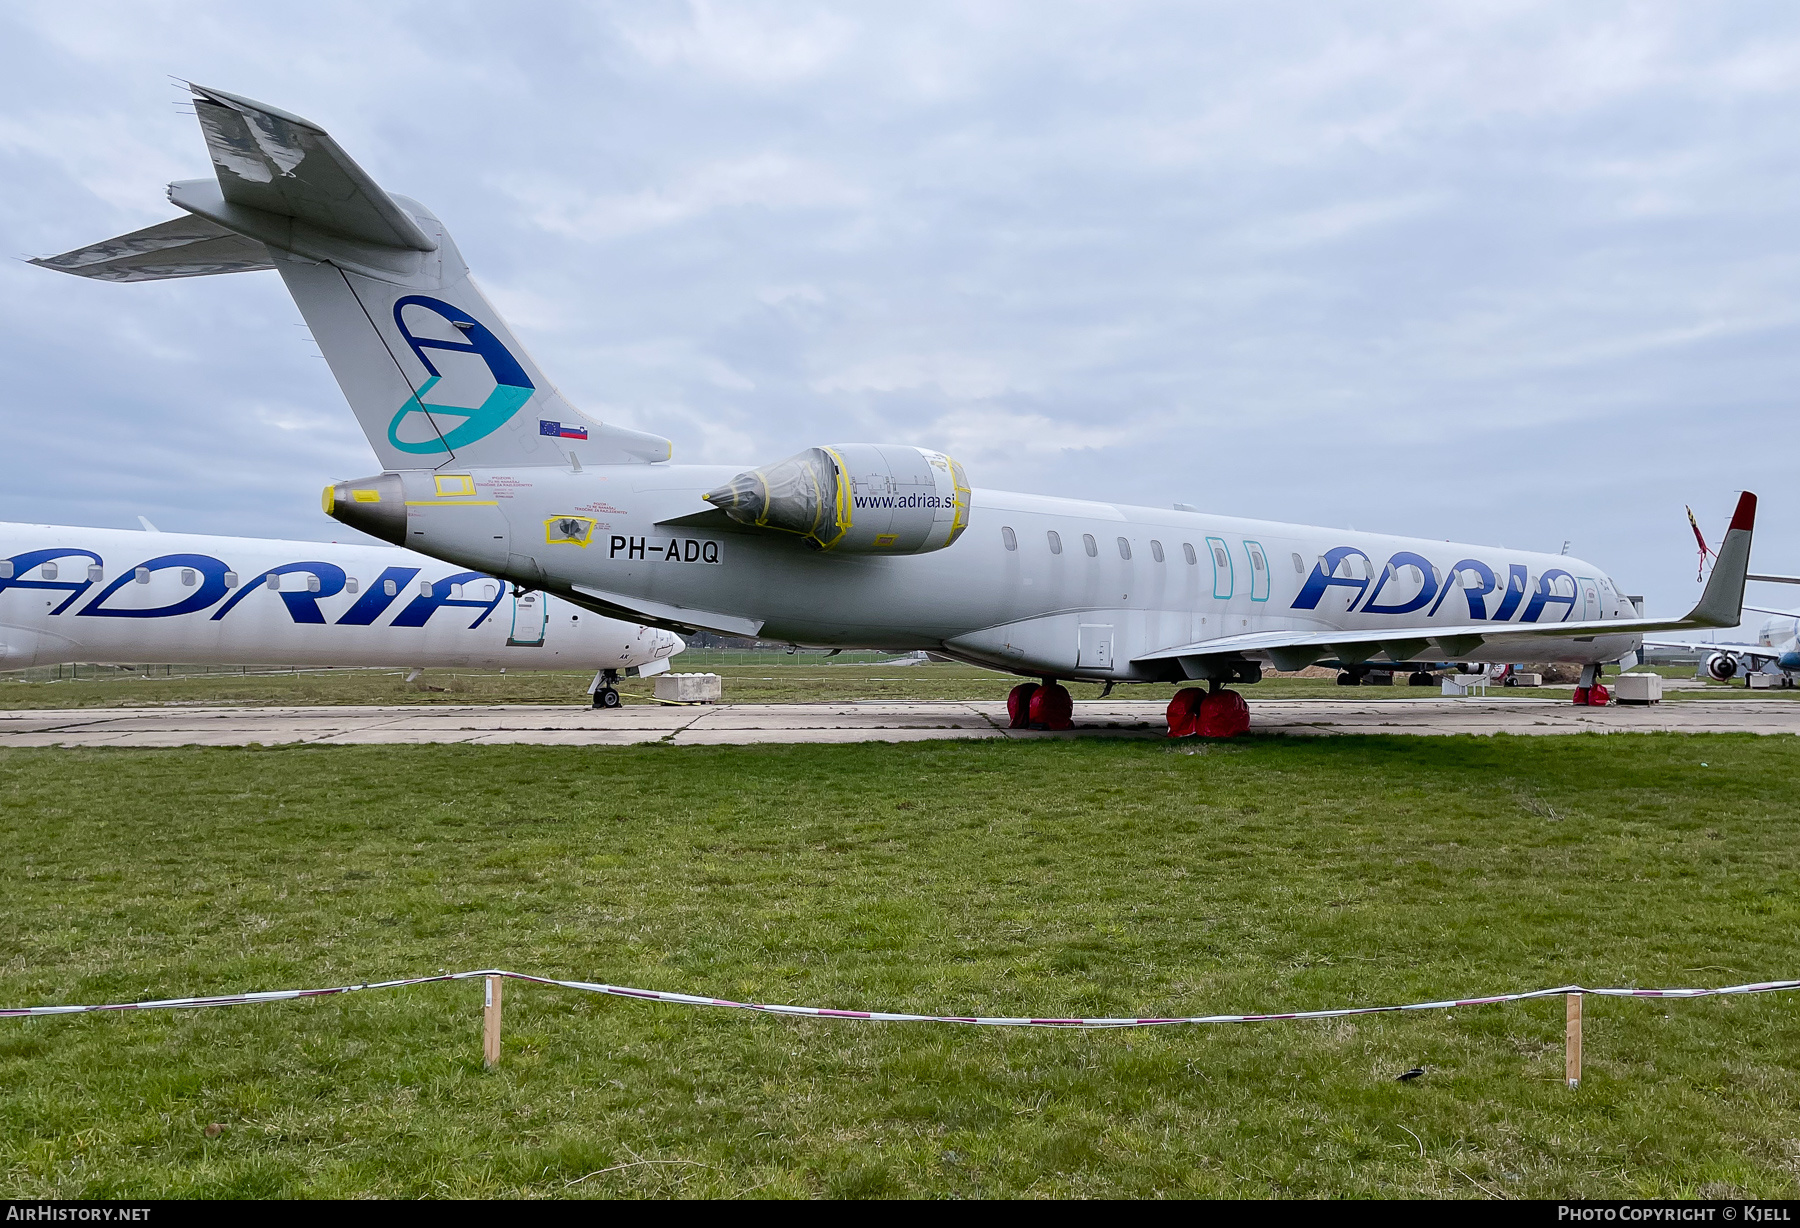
[1686,492,1756,627]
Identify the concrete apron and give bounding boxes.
[2,698,1798,748]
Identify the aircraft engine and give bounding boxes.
[704,444,970,554]
[1705,651,1739,681]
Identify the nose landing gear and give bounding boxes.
[590,669,623,709]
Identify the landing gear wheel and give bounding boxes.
[1196,688,1250,738]
[1408,671,1434,687]
[1166,687,1204,738]
[1027,681,1074,730]
[594,687,622,709]
[1336,671,1358,686]
[1007,682,1039,728]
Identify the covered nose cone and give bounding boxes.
[703,447,844,546]
[322,472,406,545]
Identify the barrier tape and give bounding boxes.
[4,970,1799,1027]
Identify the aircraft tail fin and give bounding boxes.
[30,84,670,471]
[1684,492,1756,628]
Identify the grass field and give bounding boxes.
[2,734,1798,1198]
[0,658,1777,710]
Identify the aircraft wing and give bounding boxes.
[1135,492,1756,671]
[1643,639,1784,662]
[1750,573,1800,585]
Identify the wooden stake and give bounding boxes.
[483,975,503,1068]
[1565,992,1582,1088]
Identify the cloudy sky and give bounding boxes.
[2,1,1796,625]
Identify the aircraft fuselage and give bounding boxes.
[381,465,1644,681]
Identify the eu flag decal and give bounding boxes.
[539,420,589,441]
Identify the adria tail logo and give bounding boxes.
[386,296,535,455]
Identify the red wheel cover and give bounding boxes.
[1029,683,1074,731]
[1196,689,1250,738]
[1166,688,1203,738]
[1007,683,1039,728]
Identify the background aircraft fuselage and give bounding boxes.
[0,522,681,674]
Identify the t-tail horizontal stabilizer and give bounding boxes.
[1135,492,1759,670]
[30,83,671,472]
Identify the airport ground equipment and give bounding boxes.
[0,520,680,678]
[31,84,1763,736]
[654,673,723,704]
[1613,673,1664,704]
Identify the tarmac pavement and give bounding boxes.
[1,696,1797,748]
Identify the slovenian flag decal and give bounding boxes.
[539,420,589,441]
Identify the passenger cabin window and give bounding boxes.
[39,563,57,580]
[1249,546,1265,572]
[180,568,196,587]
[134,567,151,585]
[345,577,360,594]
[1117,537,1132,560]
[1211,544,1229,568]
[383,579,398,597]
[1182,543,1197,566]
[306,574,321,594]
[1047,530,1062,555]
[0,562,12,579]
[223,571,238,589]
[418,580,433,597]
[87,565,104,583]
[1082,533,1098,557]
[265,573,281,590]
[1151,540,1164,563]
[1292,552,1304,574]
[1001,526,1017,551]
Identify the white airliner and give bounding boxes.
[29,85,1760,734]
[0,522,680,705]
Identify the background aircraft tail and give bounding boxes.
[32,84,670,472]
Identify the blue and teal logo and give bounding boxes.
[387,295,534,455]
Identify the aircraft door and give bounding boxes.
[1244,540,1270,602]
[1077,623,1114,670]
[1579,578,1599,621]
[1205,537,1233,599]
[508,590,547,646]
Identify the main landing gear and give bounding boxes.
[1007,679,1075,731]
[1572,664,1610,707]
[591,669,623,709]
[1165,682,1250,740]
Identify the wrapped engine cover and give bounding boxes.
[705,444,970,554]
